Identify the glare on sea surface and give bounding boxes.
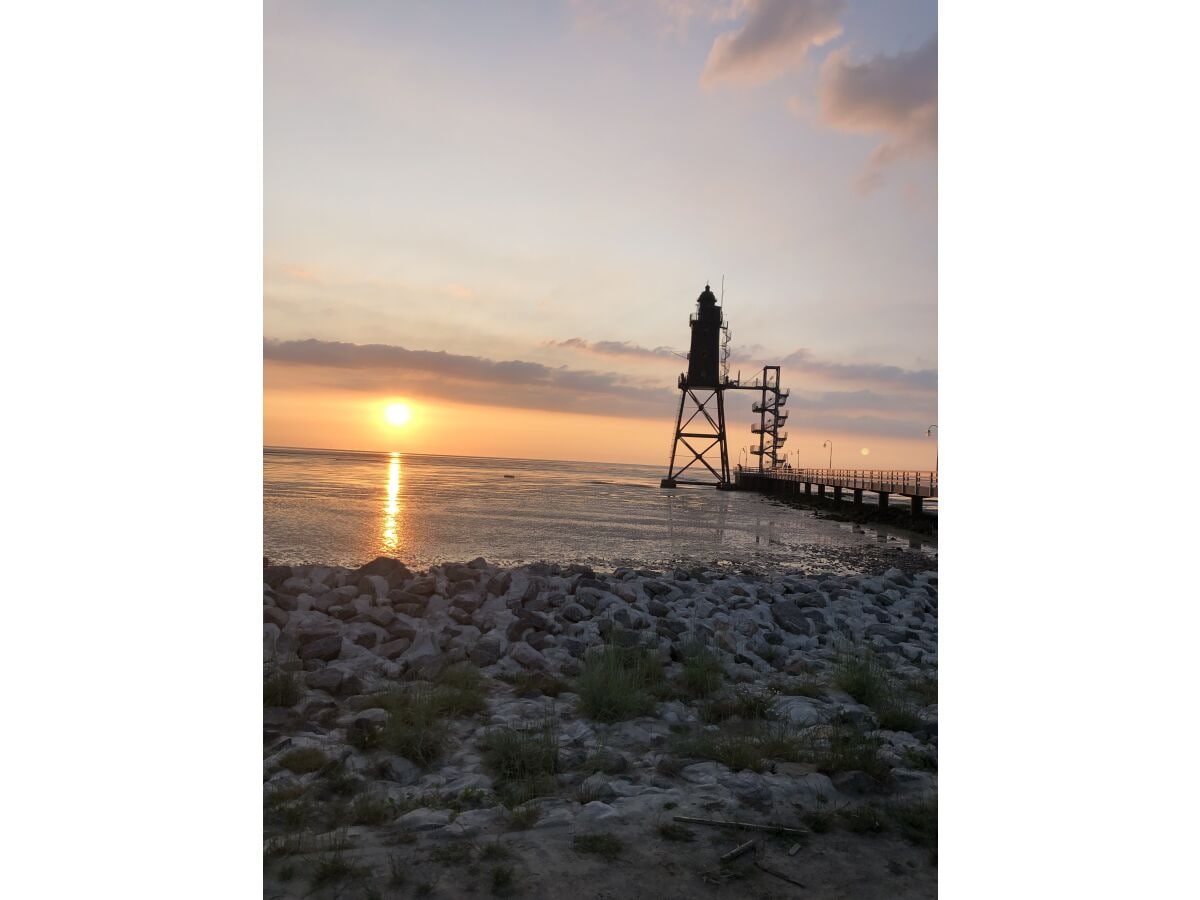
[382,452,403,552]
[384,402,412,426]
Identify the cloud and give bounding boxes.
[265,338,936,438]
[781,348,937,392]
[816,35,937,190]
[264,338,678,419]
[547,338,682,361]
[701,0,844,87]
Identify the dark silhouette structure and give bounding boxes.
[661,285,789,489]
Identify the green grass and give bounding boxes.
[430,842,475,866]
[434,663,489,715]
[903,747,938,771]
[799,808,835,834]
[875,699,923,733]
[511,671,571,697]
[835,645,926,734]
[657,822,695,842]
[700,688,777,724]
[380,687,449,765]
[671,721,802,773]
[573,833,624,861]
[679,637,724,698]
[491,865,516,896]
[277,747,329,774]
[349,792,392,826]
[575,642,661,722]
[833,646,891,707]
[800,722,892,784]
[480,841,512,862]
[481,720,561,781]
[887,798,937,854]
[908,673,938,706]
[497,776,557,811]
[771,675,825,699]
[264,668,304,707]
[264,829,350,859]
[506,803,542,830]
[389,855,407,885]
[309,852,360,888]
[841,804,887,834]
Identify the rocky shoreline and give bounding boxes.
[264,557,938,898]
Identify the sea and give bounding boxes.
[264,447,936,575]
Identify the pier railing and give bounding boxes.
[736,467,937,498]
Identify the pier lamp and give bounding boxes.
[927,425,937,473]
[822,440,833,469]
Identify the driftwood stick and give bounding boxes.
[754,858,807,889]
[673,815,809,837]
[719,840,757,863]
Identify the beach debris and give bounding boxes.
[788,843,801,856]
[720,839,757,864]
[672,815,809,837]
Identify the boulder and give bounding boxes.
[509,641,547,670]
[263,606,288,629]
[375,638,412,660]
[771,600,811,635]
[469,635,504,667]
[577,801,620,827]
[304,668,344,694]
[358,574,389,599]
[298,635,343,662]
[263,565,293,589]
[396,808,452,831]
[355,556,411,586]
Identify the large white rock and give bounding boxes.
[576,801,620,826]
[396,808,452,831]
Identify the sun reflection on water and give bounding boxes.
[382,452,403,553]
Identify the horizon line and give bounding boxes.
[263,444,663,469]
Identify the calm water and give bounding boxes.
[264,447,935,573]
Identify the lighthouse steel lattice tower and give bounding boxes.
[660,285,732,489]
[660,285,790,490]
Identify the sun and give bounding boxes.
[860,447,870,456]
[384,402,412,427]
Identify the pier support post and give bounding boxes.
[833,486,842,502]
[853,489,862,505]
[911,496,923,516]
[879,492,890,509]
[817,484,826,498]
[805,483,811,496]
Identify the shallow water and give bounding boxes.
[264,447,935,573]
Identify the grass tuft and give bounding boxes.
[491,864,516,896]
[430,841,475,866]
[679,637,724,698]
[834,645,891,707]
[800,722,892,784]
[481,720,561,781]
[658,822,695,842]
[575,642,660,722]
[573,833,624,861]
[309,852,359,888]
[381,687,449,765]
[277,747,329,774]
[264,668,304,707]
[700,687,777,724]
[506,803,542,830]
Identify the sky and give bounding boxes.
[264,0,937,468]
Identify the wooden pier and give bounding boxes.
[735,467,938,516]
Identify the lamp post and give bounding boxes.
[927,426,937,475]
[822,440,833,469]
[740,447,748,470]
